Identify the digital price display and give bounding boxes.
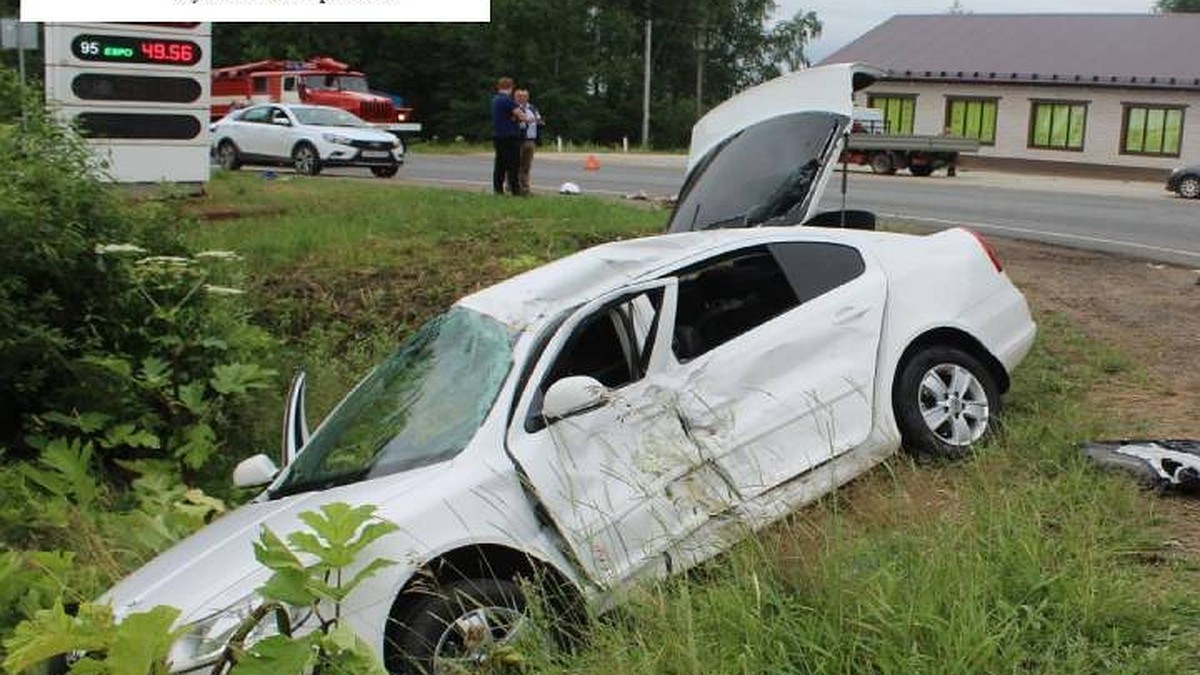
[71,34,202,66]
[72,73,201,103]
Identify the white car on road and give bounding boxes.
[105,64,1036,674]
[211,103,404,178]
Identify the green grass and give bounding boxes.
[184,173,1200,673]
[187,171,664,415]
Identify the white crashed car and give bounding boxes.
[211,103,404,178]
[104,64,1036,674]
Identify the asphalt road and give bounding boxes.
[347,152,1200,267]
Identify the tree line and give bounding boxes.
[213,0,822,148]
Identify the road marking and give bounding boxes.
[879,212,1200,262]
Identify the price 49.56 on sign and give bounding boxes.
[71,34,202,66]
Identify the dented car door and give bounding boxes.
[667,241,886,501]
[507,279,737,588]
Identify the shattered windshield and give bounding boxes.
[271,308,513,498]
[666,111,846,233]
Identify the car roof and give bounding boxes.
[242,103,341,113]
[458,227,912,330]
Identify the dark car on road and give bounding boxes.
[1166,164,1200,199]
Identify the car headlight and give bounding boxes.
[169,594,310,671]
[322,133,354,146]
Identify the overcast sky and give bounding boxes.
[776,0,1159,63]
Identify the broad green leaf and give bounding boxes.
[260,567,317,607]
[102,423,162,450]
[174,423,217,470]
[284,531,329,563]
[229,634,319,675]
[105,605,182,675]
[79,354,133,378]
[176,382,208,415]
[330,558,397,603]
[211,362,275,396]
[252,527,304,572]
[176,488,225,520]
[1,602,112,673]
[38,410,112,433]
[138,356,171,388]
[27,437,99,507]
[344,520,400,558]
[320,625,389,675]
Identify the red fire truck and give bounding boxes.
[210,56,421,137]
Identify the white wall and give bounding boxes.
[857,80,1200,170]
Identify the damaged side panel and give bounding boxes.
[507,278,740,588]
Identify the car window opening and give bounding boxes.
[673,248,800,361]
[526,289,664,432]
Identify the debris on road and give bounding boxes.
[1083,440,1200,493]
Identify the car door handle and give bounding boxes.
[833,306,869,325]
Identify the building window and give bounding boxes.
[867,95,915,135]
[1029,101,1087,151]
[945,98,997,145]
[1122,105,1184,157]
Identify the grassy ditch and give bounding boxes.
[185,172,1198,672]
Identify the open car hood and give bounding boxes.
[667,63,881,233]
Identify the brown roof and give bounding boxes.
[820,14,1200,90]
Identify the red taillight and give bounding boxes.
[965,228,1003,272]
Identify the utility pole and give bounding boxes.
[694,23,707,117]
[641,16,651,148]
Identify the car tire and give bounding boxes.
[869,152,896,175]
[371,164,400,178]
[216,140,242,171]
[894,345,1001,460]
[909,165,934,177]
[1178,175,1200,199]
[387,578,528,675]
[292,143,322,176]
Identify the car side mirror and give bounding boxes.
[543,376,609,423]
[233,453,279,488]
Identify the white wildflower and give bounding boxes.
[202,284,245,296]
[136,256,193,267]
[195,250,242,261]
[95,243,147,256]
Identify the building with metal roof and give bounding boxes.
[821,14,1200,177]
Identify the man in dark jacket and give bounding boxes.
[491,77,522,195]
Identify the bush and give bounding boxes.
[0,69,276,477]
[0,69,279,649]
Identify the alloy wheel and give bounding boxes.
[917,363,990,446]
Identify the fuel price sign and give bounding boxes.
[71,34,202,66]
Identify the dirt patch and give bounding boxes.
[996,237,1200,437]
[994,237,1200,554]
